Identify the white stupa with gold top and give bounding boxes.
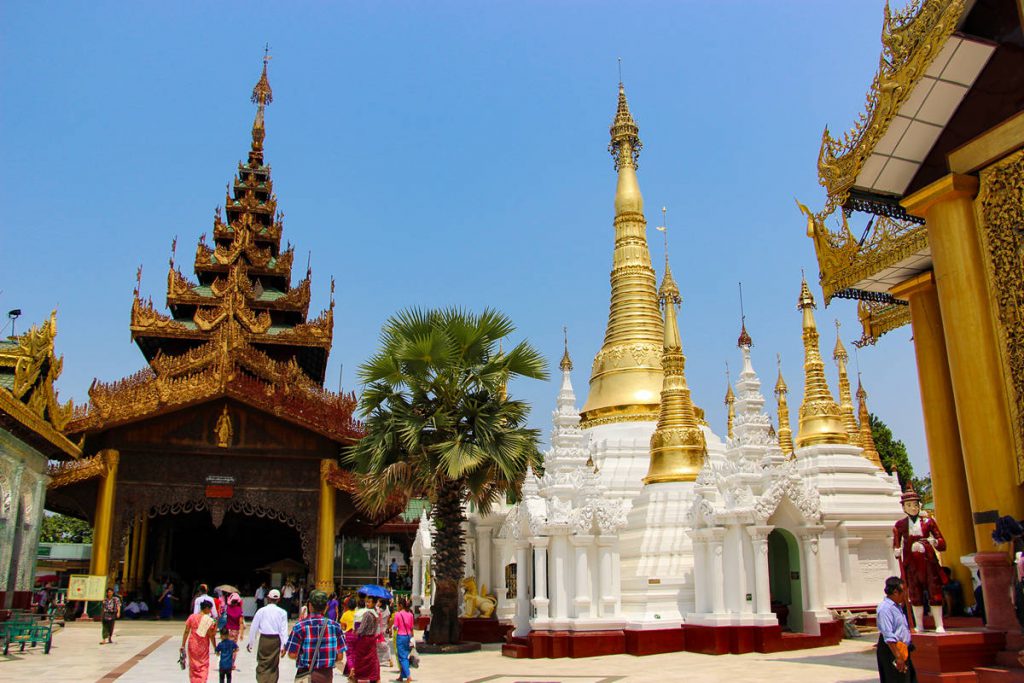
[466,83,904,658]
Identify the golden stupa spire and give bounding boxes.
[724,364,735,441]
[857,377,884,469]
[580,78,664,426]
[774,354,794,457]
[249,45,273,164]
[644,257,706,484]
[833,320,862,447]
[795,276,848,448]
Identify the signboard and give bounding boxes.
[205,485,234,498]
[68,574,107,601]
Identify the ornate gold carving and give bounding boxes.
[215,405,233,447]
[0,311,75,431]
[47,454,106,489]
[974,148,1024,483]
[775,357,794,457]
[854,299,912,346]
[799,200,928,303]
[817,0,965,209]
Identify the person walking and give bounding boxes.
[247,588,289,683]
[284,590,344,683]
[255,582,268,610]
[351,609,381,683]
[340,597,358,677]
[325,592,339,622]
[224,593,245,647]
[193,584,219,618]
[215,628,239,683]
[282,580,295,617]
[376,598,393,669]
[393,598,415,683]
[99,587,121,644]
[877,576,917,683]
[181,599,217,683]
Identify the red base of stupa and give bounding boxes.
[500,621,843,658]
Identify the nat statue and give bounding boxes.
[893,484,947,633]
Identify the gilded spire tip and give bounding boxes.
[559,325,573,372]
[252,45,273,107]
[798,275,816,310]
[609,79,641,170]
[833,319,848,361]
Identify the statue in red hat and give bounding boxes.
[893,483,948,632]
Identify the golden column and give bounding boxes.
[795,279,848,448]
[775,356,795,457]
[316,460,338,590]
[89,449,120,578]
[581,82,664,426]
[903,175,1024,550]
[890,270,975,600]
[644,261,707,484]
[724,382,735,441]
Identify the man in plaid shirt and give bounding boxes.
[284,589,344,682]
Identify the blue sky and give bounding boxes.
[0,1,930,474]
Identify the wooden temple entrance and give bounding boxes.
[44,55,393,605]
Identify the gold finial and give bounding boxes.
[737,282,752,348]
[856,376,883,469]
[795,277,848,448]
[657,206,669,269]
[249,46,273,163]
[559,326,573,372]
[774,354,794,457]
[644,255,706,484]
[609,78,642,171]
[581,79,663,426]
[833,320,861,447]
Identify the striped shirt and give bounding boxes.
[285,615,345,670]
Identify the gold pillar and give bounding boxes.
[135,514,148,591]
[891,271,976,602]
[89,449,120,578]
[903,175,1024,551]
[122,524,132,587]
[316,460,337,590]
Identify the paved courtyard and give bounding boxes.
[0,619,882,682]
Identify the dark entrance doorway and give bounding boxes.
[147,509,304,605]
[767,528,803,632]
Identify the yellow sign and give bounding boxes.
[68,574,107,601]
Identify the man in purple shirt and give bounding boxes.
[877,576,916,682]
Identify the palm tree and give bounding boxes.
[344,307,548,644]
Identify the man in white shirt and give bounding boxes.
[281,580,295,616]
[255,582,267,609]
[246,588,289,683]
[192,583,218,618]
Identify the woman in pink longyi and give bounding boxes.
[181,599,217,683]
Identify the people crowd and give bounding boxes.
[89,578,421,683]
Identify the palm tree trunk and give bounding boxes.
[428,478,465,644]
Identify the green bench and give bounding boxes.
[2,612,53,655]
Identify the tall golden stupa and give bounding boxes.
[580,83,664,426]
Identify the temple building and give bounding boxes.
[44,56,406,599]
[430,81,904,658]
[802,0,1024,621]
[0,312,81,607]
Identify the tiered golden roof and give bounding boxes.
[131,51,333,384]
[857,378,884,469]
[774,355,794,457]
[69,55,359,445]
[644,262,706,484]
[580,83,664,427]
[795,278,848,448]
[833,321,862,447]
[0,311,80,459]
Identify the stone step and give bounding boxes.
[977,666,1024,682]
